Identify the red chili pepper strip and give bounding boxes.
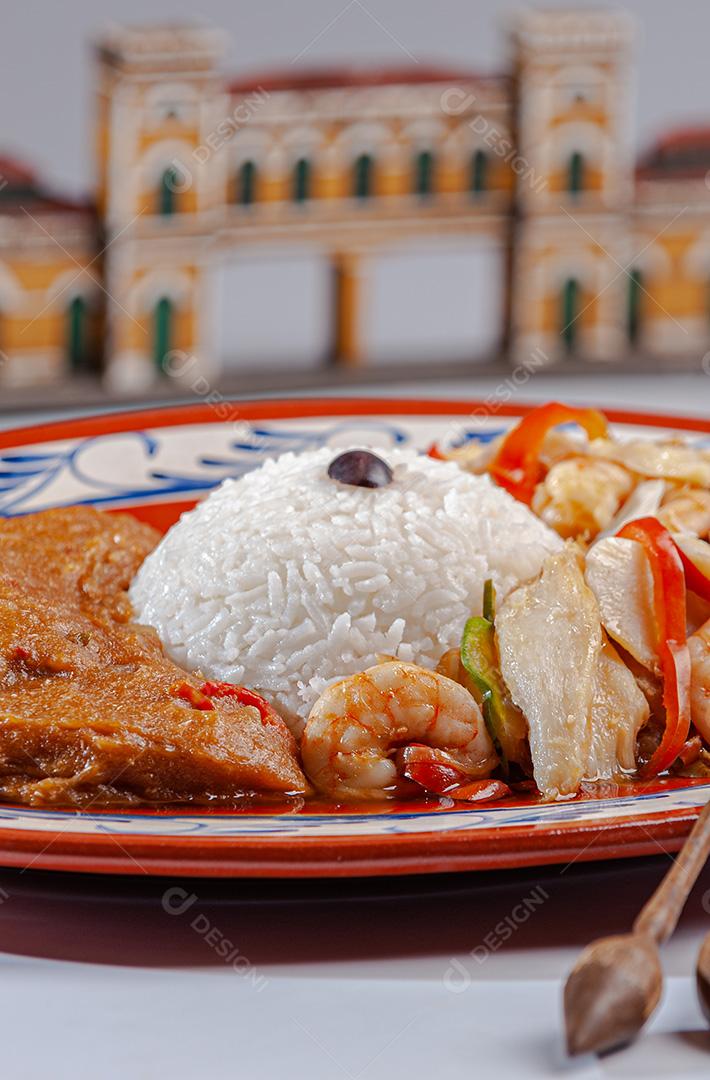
[617,517,691,777]
[488,402,608,505]
[200,681,283,728]
[427,442,446,460]
[170,680,215,711]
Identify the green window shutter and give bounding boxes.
[353,154,373,199]
[293,158,311,202]
[627,268,643,344]
[67,296,88,371]
[153,297,173,374]
[568,151,584,195]
[414,150,434,196]
[471,149,487,194]
[159,167,178,215]
[561,278,579,352]
[238,160,256,205]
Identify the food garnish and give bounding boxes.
[201,681,294,737]
[459,579,528,774]
[398,744,511,802]
[171,681,215,711]
[327,448,393,488]
[488,401,608,505]
[616,517,691,777]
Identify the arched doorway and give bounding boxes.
[471,149,488,195]
[353,154,373,199]
[567,151,585,196]
[158,167,179,215]
[293,158,311,202]
[67,295,88,371]
[560,278,580,352]
[627,268,643,346]
[236,160,256,205]
[414,150,434,197]
[153,297,173,374]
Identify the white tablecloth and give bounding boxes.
[0,856,708,1077]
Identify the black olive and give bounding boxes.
[327,449,393,489]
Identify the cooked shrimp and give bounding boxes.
[658,487,710,539]
[531,457,634,540]
[689,619,710,745]
[301,661,497,800]
[538,427,590,468]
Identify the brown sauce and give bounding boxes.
[0,507,308,807]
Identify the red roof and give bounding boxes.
[637,126,710,181]
[652,126,710,151]
[229,64,498,95]
[0,152,94,215]
[0,155,37,188]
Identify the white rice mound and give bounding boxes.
[130,446,562,732]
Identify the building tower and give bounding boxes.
[95,24,227,389]
[509,10,635,364]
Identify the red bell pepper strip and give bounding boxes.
[170,680,215,711]
[398,744,511,801]
[488,402,608,505]
[445,779,512,803]
[616,517,691,777]
[200,680,284,729]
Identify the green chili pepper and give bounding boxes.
[460,582,528,774]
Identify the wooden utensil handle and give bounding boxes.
[634,800,710,944]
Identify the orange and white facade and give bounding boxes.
[2,8,710,390]
[0,160,100,387]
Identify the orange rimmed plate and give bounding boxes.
[0,396,708,878]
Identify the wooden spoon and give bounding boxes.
[697,929,710,1024]
[564,800,710,1056]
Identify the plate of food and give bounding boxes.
[1,396,709,878]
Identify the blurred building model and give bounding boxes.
[2,9,710,391]
[0,160,101,386]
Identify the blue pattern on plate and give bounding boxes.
[0,420,412,516]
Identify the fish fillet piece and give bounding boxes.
[589,438,710,488]
[497,547,646,798]
[585,537,657,671]
[588,636,649,778]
